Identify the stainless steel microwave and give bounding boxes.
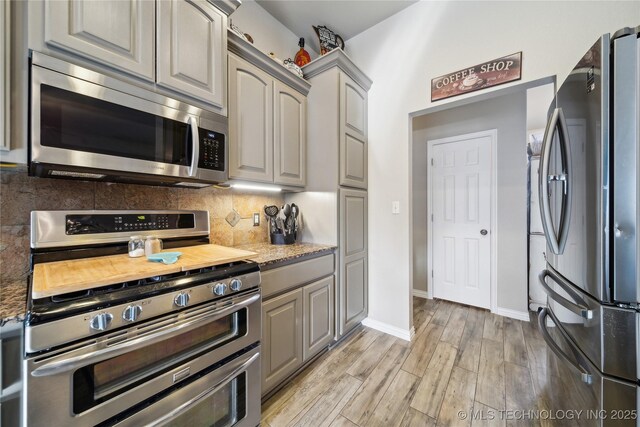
[29,52,228,188]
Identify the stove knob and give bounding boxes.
[122,304,143,322]
[213,283,227,296]
[89,313,113,331]
[230,279,242,292]
[174,292,190,307]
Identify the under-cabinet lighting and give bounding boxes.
[231,183,282,192]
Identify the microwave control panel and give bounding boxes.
[199,129,225,171]
[65,213,196,234]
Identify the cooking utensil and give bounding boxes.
[289,203,299,236]
[281,204,291,235]
[264,205,279,233]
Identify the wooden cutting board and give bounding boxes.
[32,244,258,299]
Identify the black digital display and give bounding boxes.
[65,214,195,235]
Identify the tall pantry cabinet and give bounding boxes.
[288,49,372,339]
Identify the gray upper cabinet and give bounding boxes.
[43,0,155,80]
[262,288,303,394]
[339,188,368,335]
[274,80,307,186]
[339,72,368,189]
[228,53,274,183]
[227,52,308,187]
[157,0,226,109]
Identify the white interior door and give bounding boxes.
[430,133,492,308]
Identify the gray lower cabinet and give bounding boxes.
[303,276,334,361]
[262,288,303,394]
[260,253,336,395]
[339,188,368,335]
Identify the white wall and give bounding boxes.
[230,0,318,62]
[346,1,639,334]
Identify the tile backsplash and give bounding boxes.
[0,167,283,288]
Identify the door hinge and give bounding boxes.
[431,270,434,278]
[431,214,433,222]
[431,158,434,166]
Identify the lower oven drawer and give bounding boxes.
[538,308,637,426]
[114,345,261,427]
[540,267,638,382]
[23,289,261,427]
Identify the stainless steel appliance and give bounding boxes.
[537,26,639,424]
[29,52,228,188]
[23,210,261,427]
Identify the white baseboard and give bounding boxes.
[412,289,429,299]
[362,318,413,342]
[493,307,530,322]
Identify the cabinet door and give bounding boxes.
[274,81,306,187]
[339,188,368,336]
[339,72,368,189]
[228,54,274,183]
[157,0,226,111]
[262,289,303,394]
[44,0,154,80]
[303,276,334,361]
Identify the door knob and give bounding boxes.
[480,229,488,236]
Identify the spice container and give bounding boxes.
[128,236,145,258]
[145,236,163,256]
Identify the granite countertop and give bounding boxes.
[1,242,337,323]
[233,242,336,267]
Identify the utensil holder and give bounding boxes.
[270,232,296,245]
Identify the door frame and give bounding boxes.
[426,129,498,313]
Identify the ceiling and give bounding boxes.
[255,0,417,54]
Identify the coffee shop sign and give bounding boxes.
[431,52,522,101]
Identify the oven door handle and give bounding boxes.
[539,269,593,321]
[155,351,260,426]
[537,308,593,385]
[30,292,260,378]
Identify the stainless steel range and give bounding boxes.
[23,210,261,427]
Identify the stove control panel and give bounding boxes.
[65,213,196,235]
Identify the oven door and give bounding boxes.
[30,61,199,180]
[23,289,260,427]
[113,345,260,427]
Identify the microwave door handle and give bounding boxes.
[188,116,199,177]
[537,308,593,384]
[539,269,594,321]
[155,351,260,426]
[30,292,260,377]
[540,108,562,254]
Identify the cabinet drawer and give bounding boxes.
[261,253,334,299]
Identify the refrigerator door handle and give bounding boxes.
[539,269,594,321]
[537,308,593,385]
[539,108,572,255]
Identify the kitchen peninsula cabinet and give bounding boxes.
[288,49,372,339]
[28,0,235,114]
[260,252,335,396]
[227,31,310,188]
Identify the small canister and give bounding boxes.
[144,236,163,256]
[128,236,145,258]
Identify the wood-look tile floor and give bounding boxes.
[262,298,591,427]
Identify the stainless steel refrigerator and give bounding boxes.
[537,26,639,422]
